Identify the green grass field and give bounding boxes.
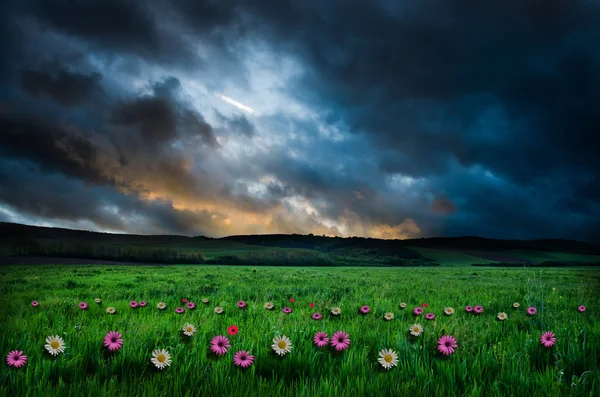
[1,265,599,396]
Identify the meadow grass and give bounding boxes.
[1,265,599,397]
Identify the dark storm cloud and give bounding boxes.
[21,0,200,67]
[19,68,102,107]
[0,114,103,183]
[224,0,600,240]
[431,197,457,215]
[1,0,600,241]
[216,112,256,138]
[111,97,179,144]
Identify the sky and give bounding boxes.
[1,0,599,242]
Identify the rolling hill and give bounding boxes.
[1,222,600,267]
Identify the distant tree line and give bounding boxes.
[8,239,205,264]
[204,249,438,267]
[471,262,600,267]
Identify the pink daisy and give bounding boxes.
[79,302,88,310]
[578,305,586,313]
[413,307,423,315]
[465,305,473,312]
[422,303,429,308]
[360,305,370,314]
[210,335,230,356]
[527,307,537,316]
[31,301,39,307]
[540,332,556,348]
[473,305,484,314]
[139,301,147,307]
[330,331,351,351]
[6,351,27,368]
[129,301,138,308]
[237,301,247,309]
[175,307,185,314]
[103,331,123,351]
[425,313,436,320]
[313,332,329,348]
[282,307,292,314]
[233,350,255,368]
[437,335,458,356]
[312,312,323,320]
[186,302,196,310]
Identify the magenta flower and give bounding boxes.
[413,307,423,315]
[473,305,484,314]
[425,313,436,320]
[210,335,230,356]
[578,305,586,313]
[314,332,329,348]
[437,335,458,355]
[233,350,255,368]
[103,331,124,351]
[139,301,147,307]
[186,302,196,310]
[330,331,351,351]
[78,302,88,310]
[31,301,39,307]
[129,301,138,308]
[360,305,370,314]
[312,312,323,320]
[237,301,247,309]
[282,307,292,314]
[540,332,556,348]
[465,305,473,312]
[6,351,27,368]
[175,307,185,314]
[527,307,537,316]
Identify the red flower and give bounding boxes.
[227,325,239,336]
[289,298,295,303]
[309,302,315,308]
[422,303,428,308]
[182,298,188,303]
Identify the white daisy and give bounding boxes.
[513,302,520,308]
[272,335,293,356]
[331,307,341,316]
[444,307,455,316]
[409,323,423,336]
[150,349,172,370]
[44,335,66,356]
[182,323,196,336]
[264,302,274,310]
[202,298,209,304]
[214,306,224,314]
[399,302,407,309]
[497,312,508,321]
[157,302,166,310]
[378,348,398,370]
[106,306,116,314]
[94,298,102,304]
[384,312,394,321]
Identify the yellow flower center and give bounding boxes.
[384,354,393,363]
[51,341,60,349]
[186,327,193,332]
[413,327,420,332]
[278,341,287,349]
[157,354,166,363]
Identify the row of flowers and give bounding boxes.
[31,299,588,320]
[6,322,558,371]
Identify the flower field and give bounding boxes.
[1,265,599,396]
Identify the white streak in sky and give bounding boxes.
[217,94,258,115]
